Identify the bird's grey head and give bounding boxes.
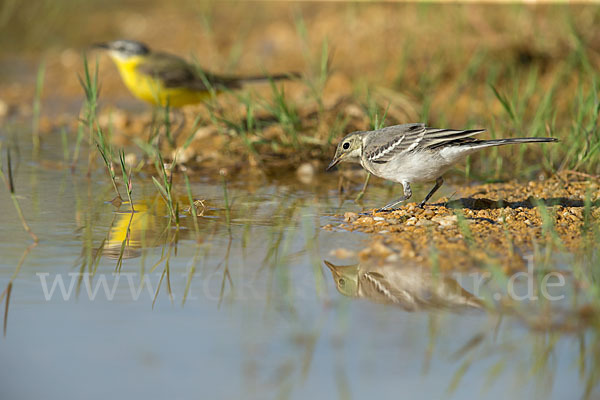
[327,131,365,170]
[94,40,150,60]
[324,261,360,297]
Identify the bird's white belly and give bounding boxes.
[364,148,471,183]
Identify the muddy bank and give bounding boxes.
[325,174,600,272]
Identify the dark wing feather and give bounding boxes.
[136,52,241,91]
[360,271,416,309]
[363,123,485,164]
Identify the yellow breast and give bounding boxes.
[110,56,211,107]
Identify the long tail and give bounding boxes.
[236,72,301,85]
[467,137,558,149]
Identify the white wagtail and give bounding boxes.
[327,123,558,211]
[324,260,483,311]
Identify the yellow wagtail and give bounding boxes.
[94,39,297,108]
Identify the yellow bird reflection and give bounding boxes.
[104,197,168,259]
[104,196,206,259]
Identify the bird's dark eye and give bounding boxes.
[342,142,350,150]
[338,278,345,287]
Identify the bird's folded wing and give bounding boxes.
[364,123,485,164]
[361,271,417,310]
[136,52,239,90]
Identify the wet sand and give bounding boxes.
[325,174,600,272]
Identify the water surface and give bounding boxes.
[0,131,596,400]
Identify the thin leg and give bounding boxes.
[418,176,444,208]
[377,181,412,212]
[355,173,371,203]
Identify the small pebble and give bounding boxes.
[416,219,435,227]
[423,209,435,218]
[297,163,315,184]
[0,98,8,118]
[344,212,358,222]
[329,248,356,259]
[124,153,137,168]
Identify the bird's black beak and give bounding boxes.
[324,260,336,272]
[92,42,110,50]
[326,157,341,171]
[323,260,359,275]
[323,260,341,280]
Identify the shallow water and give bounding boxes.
[0,131,597,399]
